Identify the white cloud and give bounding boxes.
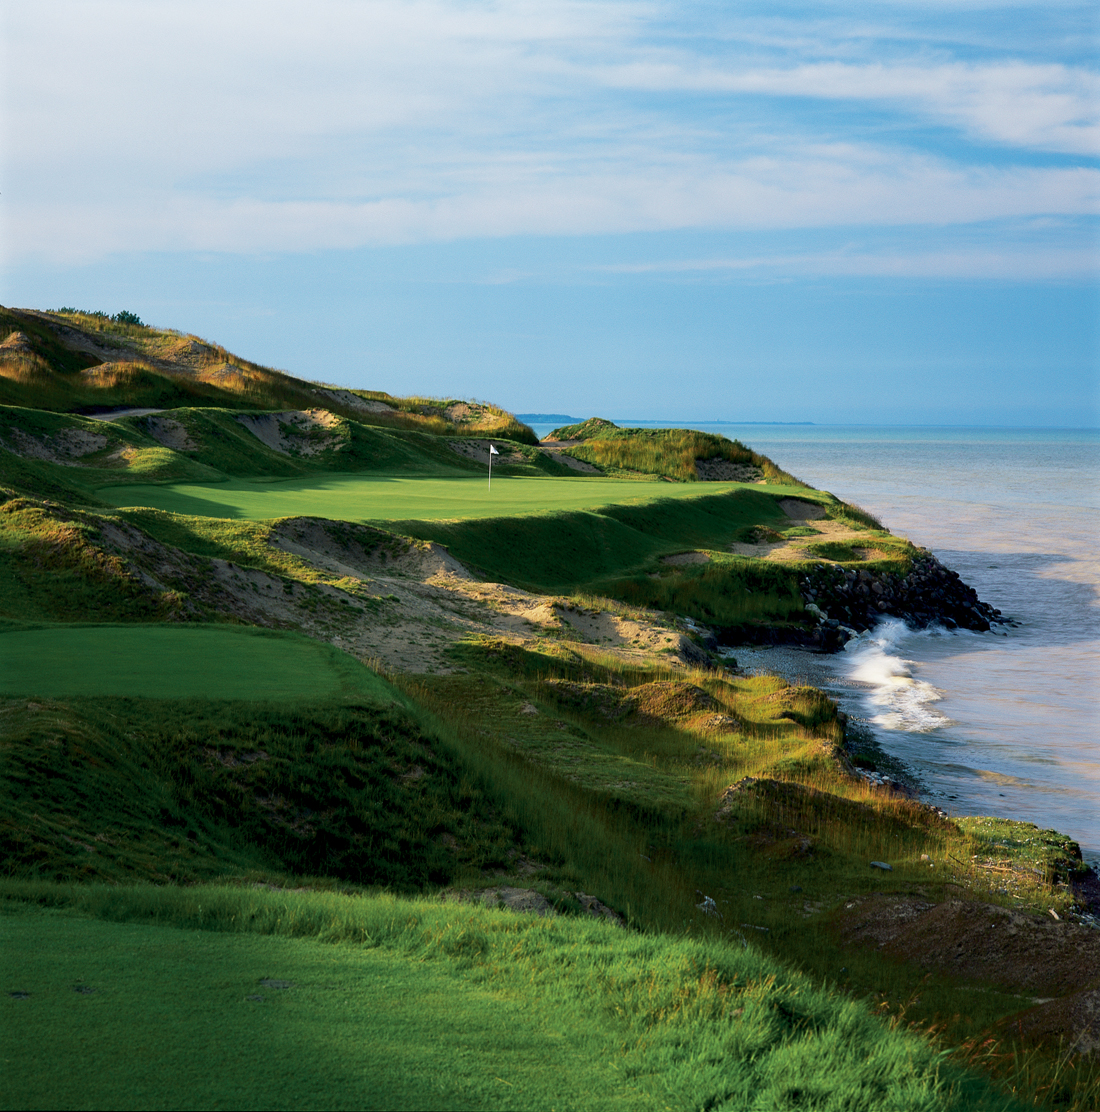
[597,60,1100,155]
[599,246,1099,281]
[11,149,1096,266]
[3,0,1097,269]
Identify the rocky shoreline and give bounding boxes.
[710,550,1008,653]
[802,550,1006,644]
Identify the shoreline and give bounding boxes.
[721,632,1100,917]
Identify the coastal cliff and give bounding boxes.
[801,550,1006,649]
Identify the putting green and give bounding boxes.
[0,624,387,700]
[97,472,757,522]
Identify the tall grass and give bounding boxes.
[2,308,537,442]
[601,558,807,627]
[383,639,1091,1111]
[549,421,808,485]
[0,881,1028,1111]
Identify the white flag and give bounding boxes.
[487,442,498,489]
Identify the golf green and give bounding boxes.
[97,472,758,522]
[0,625,386,700]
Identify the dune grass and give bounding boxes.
[0,885,1025,1112]
[548,420,807,485]
[598,556,809,628]
[0,692,519,888]
[0,639,1089,1107]
[383,637,1093,1108]
[0,307,540,445]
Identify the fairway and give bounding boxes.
[97,471,763,522]
[0,625,387,700]
[0,904,648,1112]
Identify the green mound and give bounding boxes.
[0,695,516,886]
[0,624,378,700]
[546,419,804,484]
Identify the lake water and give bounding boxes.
[530,422,1100,868]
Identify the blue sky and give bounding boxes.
[2,0,1097,424]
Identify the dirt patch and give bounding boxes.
[555,604,685,659]
[1011,987,1100,1055]
[270,518,472,583]
[0,331,34,353]
[662,551,711,566]
[779,499,827,520]
[729,518,879,562]
[80,361,144,383]
[144,417,196,451]
[695,458,763,482]
[161,336,217,365]
[48,503,686,676]
[574,892,625,925]
[440,886,555,916]
[539,680,633,720]
[539,678,716,725]
[235,410,346,456]
[714,777,873,825]
[632,681,717,721]
[834,894,1100,997]
[440,884,624,925]
[199,362,245,384]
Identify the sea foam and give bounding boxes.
[843,619,950,733]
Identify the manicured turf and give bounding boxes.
[96,472,789,522]
[0,888,1017,1112]
[0,624,386,700]
[0,904,643,1112]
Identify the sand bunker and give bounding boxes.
[778,499,827,520]
[235,410,346,456]
[448,439,526,466]
[144,417,196,451]
[1,427,109,465]
[314,388,395,414]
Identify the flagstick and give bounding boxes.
[488,443,499,491]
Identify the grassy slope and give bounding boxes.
[548,418,808,486]
[0,690,518,889]
[0,306,538,442]
[1,888,1023,1112]
[397,489,862,626]
[1,336,1095,1109]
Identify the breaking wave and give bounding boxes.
[842,619,951,733]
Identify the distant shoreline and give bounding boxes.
[518,415,817,426]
